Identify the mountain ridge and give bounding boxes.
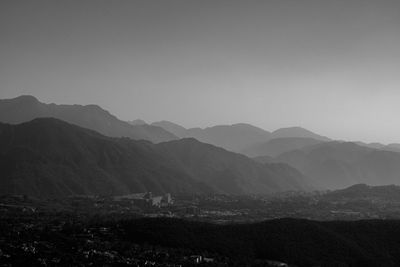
[276,141,400,189]
[241,137,324,157]
[150,120,332,154]
[0,118,309,198]
[0,95,177,143]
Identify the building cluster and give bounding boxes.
[114,192,173,208]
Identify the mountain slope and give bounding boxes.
[354,141,385,150]
[0,119,309,198]
[157,138,309,194]
[154,122,272,153]
[184,123,272,152]
[271,126,330,141]
[384,143,400,153]
[129,119,147,125]
[151,120,188,138]
[276,142,400,189]
[0,118,209,198]
[0,95,177,143]
[153,121,332,155]
[241,137,323,157]
[324,184,400,202]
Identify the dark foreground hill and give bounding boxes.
[121,217,400,267]
[157,138,308,194]
[0,95,177,143]
[0,118,208,197]
[0,118,308,198]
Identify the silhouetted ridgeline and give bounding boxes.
[155,122,273,152]
[0,118,309,198]
[324,183,400,201]
[242,137,323,157]
[121,217,400,267]
[276,141,400,189]
[0,95,177,143]
[151,121,330,154]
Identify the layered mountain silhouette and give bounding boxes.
[151,121,331,154]
[324,183,400,202]
[270,126,331,141]
[0,95,177,143]
[276,141,400,189]
[241,137,323,157]
[352,142,400,153]
[151,120,188,138]
[252,155,276,164]
[157,138,308,194]
[0,118,207,198]
[5,95,399,195]
[384,143,400,153]
[354,141,386,150]
[129,119,147,125]
[153,122,272,152]
[0,118,308,198]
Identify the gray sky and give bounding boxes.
[1,0,400,143]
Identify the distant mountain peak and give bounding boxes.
[130,119,147,125]
[273,126,315,134]
[10,95,39,103]
[242,137,323,157]
[231,123,262,128]
[271,126,330,141]
[0,95,177,143]
[151,121,187,138]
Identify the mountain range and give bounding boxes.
[275,141,400,189]
[2,95,400,194]
[0,118,308,198]
[0,95,177,143]
[324,183,400,202]
[151,120,330,154]
[354,141,400,153]
[153,121,273,152]
[270,126,330,141]
[241,137,323,157]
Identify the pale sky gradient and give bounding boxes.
[1,0,400,143]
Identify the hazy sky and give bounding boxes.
[1,0,400,143]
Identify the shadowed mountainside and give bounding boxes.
[324,183,400,202]
[180,123,272,152]
[151,121,331,154]
[157,138,309,194]
[276,141,400,189]
[0,118,309,198]
[151,120,188,138]
[0,118,208,198]
[270,126,331,141]
[241,137,323,157]
[153,121,273,152]
[384,143,400,153]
